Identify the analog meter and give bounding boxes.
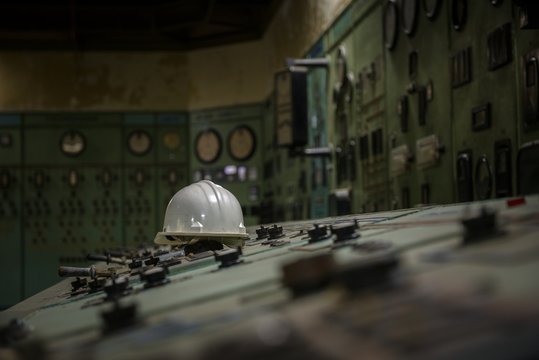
[228,125,256,161]
[127,130,152,156]
[195,128,222,164]
[60,130,85,157]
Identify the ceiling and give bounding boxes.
[0,0,283,51]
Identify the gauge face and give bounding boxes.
[228,125,256,161]
[127,130,152,156]
[195,128,222,164]
[0,133,12,148]
[451,0,467,31]
[163,132,181,150]
[67,169,79,188]
[402,0,418,36]
[422,0,442,20]
[383,1,399,50]
[60,131,86,157]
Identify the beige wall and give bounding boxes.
[0,0,351,112]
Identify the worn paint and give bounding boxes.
[0,0,351,112]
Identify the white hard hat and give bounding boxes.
[154,180,248,247]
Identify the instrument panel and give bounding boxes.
[2,196,539,359]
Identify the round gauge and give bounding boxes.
[422,0,442,20]
[0,170,10,189]
[490,0,503,6]
[228,125,256,162]
[127,130,152,156]
[451,0,467,31]
[163,132,181,150]
[402,0,419,36]
[0,133,12,148]
[195,128,222,164]
[60,130,86,157]
[383,0,399,50]
[67,169,79,188]
[475,155,493,200]
[336,46,348,86]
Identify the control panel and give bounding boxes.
[385,0,453,207]
[450,0,516,202]
[190,105,263,226]
[1,113,189,302]
[0,115,22,308]
[3,196,539,359]
[262,0,539,217]
[352,4,388,212]
[23,114,125,296]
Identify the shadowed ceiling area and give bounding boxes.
[0,0,283,51]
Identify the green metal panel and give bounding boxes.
[155,113,189,230]
[384,0,454,207]
[514,11,539,146]
[189,105,263,226]
[308,66,329,219]
[450,1,517,201]
[351,2,388,212]
[123,114,158,247]
[0,115,22,307]
[22,114,124,297]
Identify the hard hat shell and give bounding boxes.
[154,180,248,246]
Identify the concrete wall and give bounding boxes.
[0,0,351,112]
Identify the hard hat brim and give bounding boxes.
[154,231,249,247]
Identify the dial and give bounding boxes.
[383,0,399,50]
[402,0,418,36]
[60,131,85,157]
[228,125,256,161]
[0,133,12,148]
[163,132,181,150]
[475,155,493,200]
[451,0,467,31]
[127,130,152,156]
[422,0,442,20]
[195,128,222,164]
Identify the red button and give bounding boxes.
[506,197,526,207]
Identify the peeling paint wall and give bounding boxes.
[0,0,351,112]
